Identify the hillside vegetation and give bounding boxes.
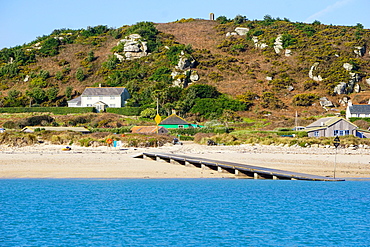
[1,16,370,125]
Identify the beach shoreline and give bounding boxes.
[1,142,370,179]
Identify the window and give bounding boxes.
[109,104,115,107]
[87,96,92,100]
[335,130,350,136]
[87,104,92,107]
[99,96,103,100]
[178,125,184,129]
[314,131,319,137]
[110,96,115,100]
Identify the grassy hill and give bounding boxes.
[1,17,369,126]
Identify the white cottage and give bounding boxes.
[67,87,130,111]
[346,101,370,119]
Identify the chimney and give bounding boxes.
[348,100,352,106]
[171,109,176,115]
[99,83,101,88]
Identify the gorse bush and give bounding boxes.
[292,93,319,106]
[39,37,61,56]
[80,25,110,37]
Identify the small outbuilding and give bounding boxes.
[131,126,168,134]
[304,117,358,137]
[158,114,202,129]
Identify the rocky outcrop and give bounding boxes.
[308,62,323,82]
[273,35,283,54]
[334,62,362,94]
[175,51,196,70]
[235,27,249,35]
[252,37,268,49]
[114,34,148,61]
[319,97,334,108]
[265,76,273,81]
[171,70,199,88]
[171,51,199,88]
[354,46,365,57]
[338,96,349,106]
[334,82,347,95]
[334,72,361,95]
[343,63,353,71]
[285,49,292,57]
[226,27,249,37]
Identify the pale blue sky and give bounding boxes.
[1,0,369,49]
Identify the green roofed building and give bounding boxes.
[158,114,202,129]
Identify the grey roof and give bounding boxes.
[306,117,336,128]
[305,117,357,131]
[159,114,190,125]
[81,87,126,96]
[67,96,81,103]
[348,105,370,114]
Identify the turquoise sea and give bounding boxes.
[0,179,369,246]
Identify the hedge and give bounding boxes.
[349,117,370,123]
[89,126,133,134]
[0,107,96,114]
[106,107,143,116]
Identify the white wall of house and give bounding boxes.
[81,95,124,108]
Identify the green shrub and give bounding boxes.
[75,68,85,81]
[140,108,156,119]
[260,92,285,109]
[39,38,61,56]
[216,16,230,24]
[178,135,194,141]
[3,121,16,129]
[233,15,247,24]
[292,93,319,106]
[80,25,110,38]
[0,63,19,78]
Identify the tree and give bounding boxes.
[216,16,229,24]
[26,87,47,104]
[65,86,73,100]
[46,87,59,102]
[7,89,21,99]
[233,15,247,24]
[140,108,157,119]
[86,50,95,62]
[75,68,85,81]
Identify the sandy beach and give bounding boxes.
[1,142,370,179]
